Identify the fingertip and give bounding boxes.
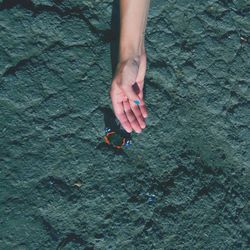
[127,129,133,134]
[124,125,132,133]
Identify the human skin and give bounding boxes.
[109,0,151,133]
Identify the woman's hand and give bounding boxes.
[110,0,150,133]
[109,52,148,133]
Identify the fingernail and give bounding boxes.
[134,100,140,105]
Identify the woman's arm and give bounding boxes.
[110,0,150,134]
[119,0,150,61]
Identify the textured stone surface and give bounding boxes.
[0,0,249,249]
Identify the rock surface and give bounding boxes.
[0,0,249,249]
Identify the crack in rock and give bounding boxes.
[0,0,113,42]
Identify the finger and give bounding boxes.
[133,96,148,119]
[136,81,148,118]
[137,81,144,100]
[129,100,146,129]
[136,53,147,83]
[123,100,142,133]
[138,96,148,118]
[111,98,132,133]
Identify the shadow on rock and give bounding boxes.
[96,107,132,155]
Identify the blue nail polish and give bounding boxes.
[134,100,140,105]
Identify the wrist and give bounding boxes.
[115,56,140,78]
[119,36,145,62]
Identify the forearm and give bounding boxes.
[119,0,150,61]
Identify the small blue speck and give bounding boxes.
[146,193,156,204]
[134,100,140,105]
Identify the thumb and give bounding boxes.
[136,80,144,100]
[122,83,141,104]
